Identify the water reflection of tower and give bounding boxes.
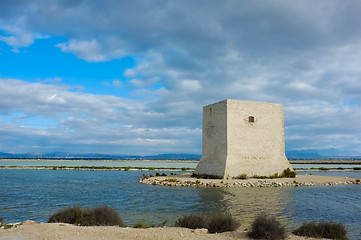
[196,187,296,229]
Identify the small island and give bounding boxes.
[139,173,359,188]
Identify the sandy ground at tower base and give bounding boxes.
[140,174,359,187]
[0,222,325,240]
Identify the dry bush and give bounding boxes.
[292,222,348,240]
[207,213,240,233]
[175,214,207,229]
[48,205,125,227]
[248,214,286,240]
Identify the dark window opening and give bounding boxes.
[249,116,254,123]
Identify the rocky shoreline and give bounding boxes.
[139,174,359,188]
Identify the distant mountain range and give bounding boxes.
[286,148,361,159]
[1,149,360,160]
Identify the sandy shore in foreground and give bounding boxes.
[0,223,324,240]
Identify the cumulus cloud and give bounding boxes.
[0,17,48,52]
[0,0,360,153]
[0,79,201,154]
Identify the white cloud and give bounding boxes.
[0,0,360,153]
[0,17,48,51]
[0,79,202,154]
[56,39,107,62]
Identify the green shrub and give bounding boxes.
[253,168,296,179]
[191,173,223,179]
[253,175,268,179]
[353,167,361,170]
[248,214,286,240]
[124,166,131,171]
[269,173,280,179]
[175,215,207,229]
[281,168,296,178]
[235,173,248,179]
[164,178,179,182]
[292,222,348,240]
[207,213,240,233]
[319,167,330,171]
[148,167,155,170]
[48,205,125,227]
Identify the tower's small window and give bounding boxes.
[249,116,254,123]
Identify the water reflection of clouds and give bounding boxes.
[196,187,296,229]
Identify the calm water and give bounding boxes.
[1,169,360,239]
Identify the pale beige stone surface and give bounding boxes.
[0,223,323,240]
[195,99,292,179]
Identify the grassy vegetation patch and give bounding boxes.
[164,178,179,182]
[234,173,248,179]
[253,168,296,179]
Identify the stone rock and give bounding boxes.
[23,220,36,224]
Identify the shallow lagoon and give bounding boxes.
[1,168,360,239]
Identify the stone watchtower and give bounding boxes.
[194,99,292,179]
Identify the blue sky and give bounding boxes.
[0,0,360,155]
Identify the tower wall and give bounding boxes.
[194,100,228,177]
[195,99,292,179]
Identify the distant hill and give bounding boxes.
[286,148,361,159]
